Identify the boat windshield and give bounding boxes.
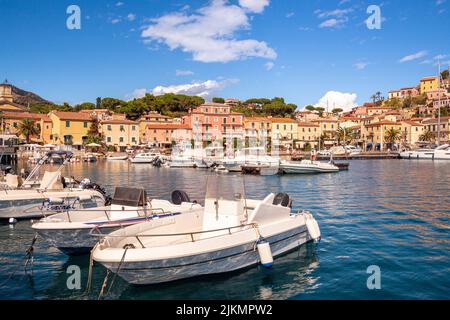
[205,175,246,202]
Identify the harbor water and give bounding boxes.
[0,160,449,300]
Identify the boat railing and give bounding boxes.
[91,223,259,248]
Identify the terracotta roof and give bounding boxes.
[0,111,51,122]
[297,122,319,127]
[402,121,424,126]
[146,124,191,130]
[365,121,401,127]
[244,117,272,122]
[421,76,438,81]
[141,113,171,119]
[422,116,450,124]
[50,111,93,121]
[312,118,339,123]
[101,119,139,125]
[0,100,28,110]
[80,109,110,113]
[270,117,298,123]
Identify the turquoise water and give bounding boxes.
[0,160,449,300]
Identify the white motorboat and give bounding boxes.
[400,144,450,160]
[106,155,128,161]
[92,176,321,285]
[32,187,201,255]
[221,147,280,172]
[170,156,196,168]
[241,163,280,176]
[129,152,160,163]
[280,160,339,174]
[82,154,97,162]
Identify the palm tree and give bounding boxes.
[419,130,434,142]
[17,119,39,143]
[385,128,401,150]
[336,127,354,145]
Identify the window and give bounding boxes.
[120,125,124,131]
[66,121,70,128]
[107,137,112,142]
[13,122,17,128]
[84,121,88,128]
[132,126,136,131]
[132,137,136,143]
[119,137,124,143]
[107,125,112,131]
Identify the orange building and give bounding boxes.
[0,112,52,143]
[145,123,192,148]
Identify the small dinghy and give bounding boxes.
[32,187,201,255]
[106,155,128,161]
[92,176,321,285]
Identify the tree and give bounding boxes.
[419,130,434,142]
[441,69,449,80]
[385,128,401,143]
[212,97,225,103]
[315,107,325,117]
[305,105,315,112]
[74,102,96,112]
[332,108,343,115]
[17,119,39,143]
[336,127,354,145]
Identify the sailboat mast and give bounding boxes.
[437,61,441,146]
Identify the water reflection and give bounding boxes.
[0,159,449,299]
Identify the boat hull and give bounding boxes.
[99,226,310,285]
[400,151,450,160]
[280,164,339,174]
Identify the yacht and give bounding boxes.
[221,147,280,172]
[280,160,339,174]
[32,187,201,255]
[129,152,160,163]
[400,144,450,160]
[92,176,321,285]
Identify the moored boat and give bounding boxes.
[400,144,450,160]
[280,160,339,174]
[92,176,321,285]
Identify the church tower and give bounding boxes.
[0,79,14,103]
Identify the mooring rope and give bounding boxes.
[105,244,134,296]
[85,242,98,295]
[0,233,38,288]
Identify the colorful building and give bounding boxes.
[139,112,173,144]
[243,117,272,143]
[420,76,439,95]
[296,122,320,149]
[100,119,139,151]
[401,121,425,146]
[270,118,298,148]
[0,80,29,113]
[422,116,450,143]
[0,112,52,143]
[145,123,192,148]
[363,120,402,149]
[48,111,93,148]
[182,103,244,143]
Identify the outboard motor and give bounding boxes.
[171,190,191,205]
[79,179,110,204]
[273,193,292,208]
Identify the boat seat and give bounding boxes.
[171,190,190,205]
[272,193,292,208]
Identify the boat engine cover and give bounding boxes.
[171,190,190,205]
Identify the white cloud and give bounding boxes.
[116,2,124,7]
[176,69,194,76]
[264,61,274,70]
[286,12,295,18]
[127,13,136,21]
[111,18,121,24]
[353,62,369,70]
[141,0,276,63]
[436,0,446,5]
[316,8,353,19]
[319,18,348,28]
[126,88,147,100]
[238,0,270,13]
[399,50,428,63]
[151,79,239,100]
[314,91,358,112]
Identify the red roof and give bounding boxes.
[297,122,319,127]
[50,111,93,121]
[0,112,51,122]
[101,119,138,125]
[146,124,191,130]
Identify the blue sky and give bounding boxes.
[0,0,449,111]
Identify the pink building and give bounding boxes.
[388,87,420,100]
[182,103,244,142]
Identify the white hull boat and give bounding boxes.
[221,147,280,172]
[241,163,280,176]
[130,153,160,163]
[400,144,450,160]
[92,177,321,285]
[106,155,128,161]
[33,188,201,255]
[280,160,339,174]
[170,157,196,168]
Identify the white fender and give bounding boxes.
[257,241,273,268]
[305,214,321,241]
[47,197,64,204]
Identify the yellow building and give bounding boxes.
[296,122,320,149]
[49,111,93,148]
[270,118,298,148]
[312,118,340,147]
[244,117,272,142]
[100,119,140,151]
[420,76,439,95]
[401,121,424,146]
[364,120,402,149]
[0,112,52,143]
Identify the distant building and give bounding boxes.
[420,76,439,95]
[182,103,244,142]
[138,112,173,144]
[270,118,298,149]
[388,87,420,100]
[145,123,192,148]
[296,122,320,149]
[48,111,94,149]
[0,112,52,143]
[0,80,28,113]
[100,119,139,151]
[224,98,241,107]
[422,116,450,143]
[401,121,425,146]
[244,117,272,144]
